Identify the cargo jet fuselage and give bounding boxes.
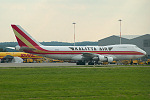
[11,25,146,65]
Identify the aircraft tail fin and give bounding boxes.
[11,25,42,48]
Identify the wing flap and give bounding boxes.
[81,52,98,61]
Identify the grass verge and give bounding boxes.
[0,67,150,100]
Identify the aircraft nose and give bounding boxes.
[143,51,147,55]
[141,50,147,56]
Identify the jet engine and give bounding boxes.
[15,45,21,51]
[93,55,113,62]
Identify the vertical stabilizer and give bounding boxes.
[11,25,42,48]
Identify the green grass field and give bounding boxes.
[0,66,150,100]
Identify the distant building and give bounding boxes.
[98,34,150,57]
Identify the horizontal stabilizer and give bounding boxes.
[6,47,15,49]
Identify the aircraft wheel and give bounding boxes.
[76,61,85,65]
[88,62,94,65]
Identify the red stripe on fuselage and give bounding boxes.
[26,50,144,55]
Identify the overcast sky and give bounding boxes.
[0,0,150,42]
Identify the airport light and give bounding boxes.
[72,23,76,46]
[118,19,122,44]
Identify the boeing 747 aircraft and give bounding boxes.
[11,25,146,65]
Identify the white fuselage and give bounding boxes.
[30,44,146,61]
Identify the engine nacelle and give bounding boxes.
[107,57,113,62]
[97,55,113,62]
[15,45,21,51]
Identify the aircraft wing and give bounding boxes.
[6,46,37,51]
[81,52,115,62]
[6,47,15,49]
[81,52,99,60]
[81,52,97,58]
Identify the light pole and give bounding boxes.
[72,23,76,46]
[118,19,122,44]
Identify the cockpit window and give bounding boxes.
[134,46,138,48]
[119,47,127,48]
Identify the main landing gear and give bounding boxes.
[76,61,85,65]
[76,61,95,65]
[88,61,94,65]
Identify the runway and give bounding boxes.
[0,63,149,68]
[0,63,77,67]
